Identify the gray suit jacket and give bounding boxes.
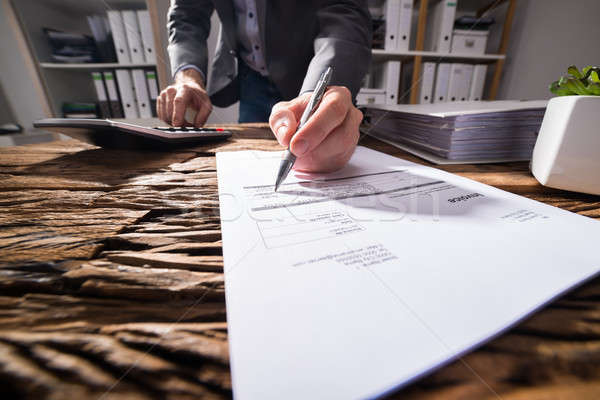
[167,0,372,107]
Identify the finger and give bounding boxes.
[289,86,351,158]
[293,107,361,173]
[156,94,164,121]
[156,96,162,119]
[171,86,193,127]
[165,87,177,125]
[160,92,170,124]
[194,95,212,127]
[269,93,311,146]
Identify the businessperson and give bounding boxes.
[158,0,372,172]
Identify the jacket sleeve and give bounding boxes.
[300,0,372,100]
[167,0,215,82]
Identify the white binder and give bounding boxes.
[426,0,457,53]
[136,10,156,64]
[469,64,488,101]
[145,70,160,117]
[448,63,473,102]
[460,64,474,102]
[121,10,145,64]
[107,10,131,64]
[384,0,401,51]
[447,63,463,102]
[356,88,386,106]
[419,62,436,104]
[103,71,124,118]
[132,69,152,118]
[396,0,413,51]
[384,61,401,104]
[115,69,139,118]
[433,63,451,103]
[91,72,110,118]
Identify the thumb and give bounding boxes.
[269,93,311,146]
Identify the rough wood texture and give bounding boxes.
[1,124,599,399]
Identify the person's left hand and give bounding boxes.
[269,86,362,173]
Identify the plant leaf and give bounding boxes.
[587,83,600,95]
[568,65,583,79]
[549,80,575,96]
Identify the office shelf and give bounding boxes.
[8,0,168,120]
[371,50,506,63]
[40,62,157,70]
[363,0,517,104]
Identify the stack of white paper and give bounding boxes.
[364,100,547,164]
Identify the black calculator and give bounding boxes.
[34,118,233,150]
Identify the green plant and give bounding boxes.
[549,65,600,96]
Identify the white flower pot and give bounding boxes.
[531,96,600,195]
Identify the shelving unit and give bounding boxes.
[40,62,158,70]
[367,0,517,105]
[411,0,516,103]
[371,49,505,62]
[7,0,169,119]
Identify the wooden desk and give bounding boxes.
[1,124,599,399]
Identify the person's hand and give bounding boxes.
[157,68,212,127]
[269,86,362,173]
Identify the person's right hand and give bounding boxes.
[157,68,212,127]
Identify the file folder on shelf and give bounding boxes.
[103,71,124,118]
[384,61,401,104]
[91,72,110,118]
[447,63,472,102]
[357,88,386,106]
[469,64,488,101]
[107,10,131,64]
[419,62,436,104]
[121,10,145,64]
[396,0,413,51]
[137,10,156,64]
[426,0,457,53]
[384,0,401,51]
[132,69,152,118]
[145,70,159,117]
[433,63,450,103]
[460,64,474,102]
[115,69,139,119]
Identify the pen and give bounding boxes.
[274,66,333,192]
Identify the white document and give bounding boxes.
[433,62,450,103]
[131,69,152,118]
[396,0,413,51]
[121,10,145,64]
[115,69,139,118]
[469,64,488,101]
[217,146,600,399]
[107,10,131,64]
[366,99,548,117]
[384,0,401,50]
[425,0,457,53]
[419,62,436,104]
[137,10,156,63]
